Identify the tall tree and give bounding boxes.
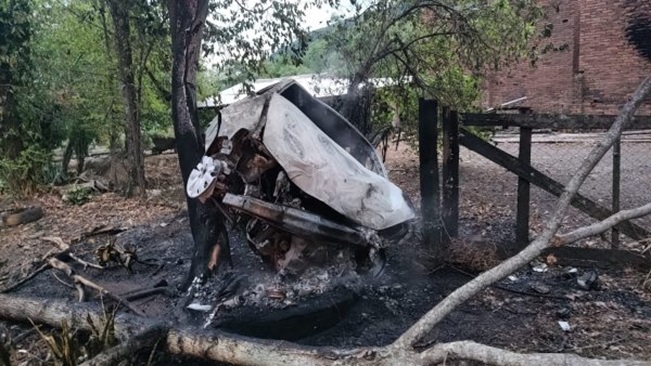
[30,0,121,181]
[0,0,55,195]
[107,0,146,196]
[167,0,227,289]
[167,0,326,287]
[0,0,32,161]
[307,0,545,134]
[0,0,173,193]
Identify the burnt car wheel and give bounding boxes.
[354,247,387,278]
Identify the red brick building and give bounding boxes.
[483,0,651,115]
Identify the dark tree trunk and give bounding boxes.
[61,141,73,177]
[97,2,120,157]
[0,75,21,161]
[339,74,373,137]
[76,154,86,176]
[0,39,21,161]
[107,0,146,197]
[339,77,363,127]
[167,0,230,289]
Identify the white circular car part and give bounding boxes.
[186,156,222,199]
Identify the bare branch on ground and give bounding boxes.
[0,263,50,294]
[48,258,145,317]
[558,202,651,245]
[1,294,648,366]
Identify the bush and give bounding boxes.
[0,144,50,197]
[62,185,92,205]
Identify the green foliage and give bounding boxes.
[0,0,38,194]
[258,37,345,78]
[0,0,175,193]
[197,67,220,99]
[260,56,311,78]
[30,1,108,148]
[193,0,342,118]
[0,0,546,193]
[0,0,32,85]
[0,143,50,196]
[202,0,326,92]
[84,307,118,359]
[127,0,173,140]
[260,0,546,139]
[63,185,92,205]
[31,0,171,147]
[301,37,345,74]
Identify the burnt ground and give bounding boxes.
[1,144,651,365]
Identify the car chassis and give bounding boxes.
[186,80,415,277]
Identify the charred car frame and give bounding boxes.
[187,80,415,276]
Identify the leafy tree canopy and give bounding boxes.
[247,0,548,136]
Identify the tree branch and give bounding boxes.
[386,0,462,30]
[145,66,171,102]
[0,263,49,293]
[0,294,647,366]
[48,258,145,317]
[418,340,651,366]
[231,0,273,15]
[372,31,455,65]
[558,202,651,244]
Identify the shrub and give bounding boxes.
[0,144,50,197]
[62,185,92,206]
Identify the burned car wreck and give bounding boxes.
[187,80,415,279]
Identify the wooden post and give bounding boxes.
[516,127,532,248]
[612,137,621,248]
[418,98,441,254]
[442,108,460,238]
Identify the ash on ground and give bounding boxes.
[187,257,365,329]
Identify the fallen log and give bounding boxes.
[1,205,44,227]
[0,294,648,366]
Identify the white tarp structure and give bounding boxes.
[263,93,414,230]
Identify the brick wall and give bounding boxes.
[483,0,651,115]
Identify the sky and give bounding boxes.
[300,0,368,29]
[302,1,355,31]
[303,3,337,30]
